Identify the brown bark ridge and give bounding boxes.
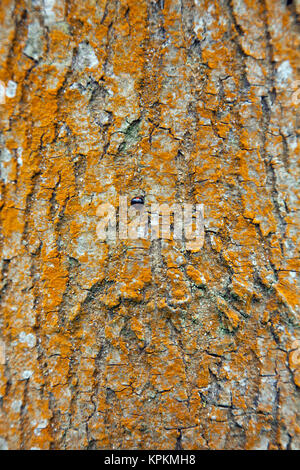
[0,0,299,450]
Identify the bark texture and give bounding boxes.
[0,0,299,450]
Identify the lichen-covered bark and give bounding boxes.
[0,0,299,450]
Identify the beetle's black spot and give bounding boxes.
[131,196,144,206]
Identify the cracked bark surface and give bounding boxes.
[0,0,299,450]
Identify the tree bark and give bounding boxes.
[0,0,299,450]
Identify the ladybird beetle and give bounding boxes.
[131,196,144,206]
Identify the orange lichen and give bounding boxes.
[0,0,299,451]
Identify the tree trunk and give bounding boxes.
[0,0,299,450]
